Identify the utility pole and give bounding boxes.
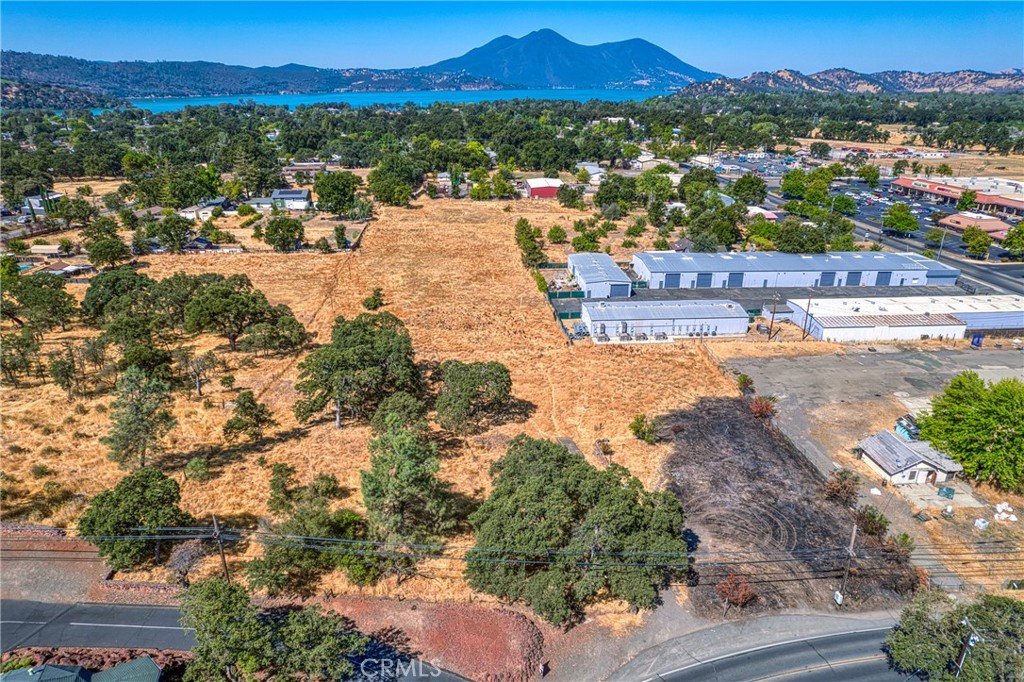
[937,229,947,260]
[836,524,858,609]
[953,617,982,678]
[800,293,813,340]
[212,514,230,582]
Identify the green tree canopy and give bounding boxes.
[1001,222,1024,258]
[247,466,378,596]
[434,360,512,434]
[100,366,177,469]
[882,202,919,236]
[293,312,420,428]
[184,275,272,351]
[956,189,978,211]
[151,215,196,253]
[918,371,1024,490]
[87,236,131,269]
[314,170,362,215]
[361,421,454,582]
[78,467,193,570]
[223,390,278,442]
[887,590,1024,682]
[181,579,368,682]
[263,216,305,252]
[731,173,768,205]
[465,435,688,626]
[856,164,881,187]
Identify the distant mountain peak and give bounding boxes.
[423,30,719,90]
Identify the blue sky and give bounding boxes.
[2,2,1021,76]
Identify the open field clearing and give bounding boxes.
[2,197,737,600]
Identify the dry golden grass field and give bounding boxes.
[2,197,739,599]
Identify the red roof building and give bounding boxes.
[891,177,1024,217]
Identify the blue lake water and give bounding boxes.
[127,88,672,113]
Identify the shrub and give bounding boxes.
[8,444,28,455]
[219,374,235,390]
[736,374,754,394]
[94,403,108,413]
[185,457,212,482]
[314,236,332,253]
[547,225,567,244]
[236,203,256,216]
[823,468,861,506]
[531,270,548,293]
[362,287,385,310]
[30,464,56,478]
[629,414,658,444]
[750,395,777,419]
[621,239,638,248]
[652,238,670,250]
[211,206,224,219]
[625,223,646,238]
[716,572,756,614]
[74,403,90,415]
[857,505,891,538]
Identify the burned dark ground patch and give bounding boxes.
[662,397,916,616]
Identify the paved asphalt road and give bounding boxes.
[1,600,468,681]
[648,628,903,682]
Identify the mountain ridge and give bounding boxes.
[423,28,719,89]
[678,67,1024,95]
[0,30,718,99]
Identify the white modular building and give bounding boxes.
[567,253,632,299]
[581,300,749,341]
[631,251,960,292]
[788,295,1024,342]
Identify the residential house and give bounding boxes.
[271,189,313,211]
[178,197,229,221]
[856,430,962,485]
[22,191,63,217]
[282,161,326,183]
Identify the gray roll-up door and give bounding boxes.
[819,271,836,287]
[877,271,892,286]
[696,273,713,288]
[609,283,631,298]
[727,272,744,288]
[665,273,681,288]
[847,271,862,286]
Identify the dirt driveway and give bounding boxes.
[726,348,1024,477]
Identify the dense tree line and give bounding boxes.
[3,92,1019,209]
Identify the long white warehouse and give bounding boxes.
[788,294,1024,342]
[631,251,959,291]
[582,300,749,340]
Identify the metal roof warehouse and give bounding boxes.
[788,294,1024,341]
[581,299,749,341]
[630,251,959,291]
[567,253,632,299]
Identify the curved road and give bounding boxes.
[1,600,469,681]
[642,628,903,682]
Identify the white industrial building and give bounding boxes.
[567,253,632,299]
[788,295,1024,341]
[581,300,749,341]
[630,251,960,292]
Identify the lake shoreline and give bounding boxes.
[123,88,674,113]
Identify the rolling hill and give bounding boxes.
[678,68,1024,96]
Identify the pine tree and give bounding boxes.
[100,366,177,468]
